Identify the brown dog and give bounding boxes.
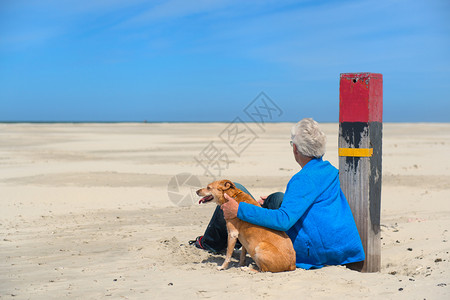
[197,180,296,272]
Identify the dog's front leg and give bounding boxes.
[239,246,247,267]
[218,224,238,271]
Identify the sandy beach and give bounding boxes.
[0,122,449,299]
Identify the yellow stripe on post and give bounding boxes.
[338,148,373,157]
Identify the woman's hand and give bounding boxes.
[257,195,268,205]
[221,194,239,220]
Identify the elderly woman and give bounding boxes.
[190,118,365,269]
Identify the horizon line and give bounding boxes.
[1,120,449,124]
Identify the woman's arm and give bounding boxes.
[237,175,317,231]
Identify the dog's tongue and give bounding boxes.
[199,195,213,204]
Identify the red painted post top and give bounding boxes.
[339,73,383,123]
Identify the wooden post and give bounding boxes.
[339,72,383,272]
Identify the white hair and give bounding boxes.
[290,118,326,158]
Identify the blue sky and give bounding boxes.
[0,0,449,122]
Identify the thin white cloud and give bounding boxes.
[194,0,445,66]
[0,27,62,50]
[16,0,150,14]
[0,0,150,49]
[118,0,234,27]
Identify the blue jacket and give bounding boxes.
[237,158,365,269]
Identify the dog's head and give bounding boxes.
[196,180,236,206]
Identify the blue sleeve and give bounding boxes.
[237,175,318,231]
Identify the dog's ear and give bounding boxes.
[221,180,235,191]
